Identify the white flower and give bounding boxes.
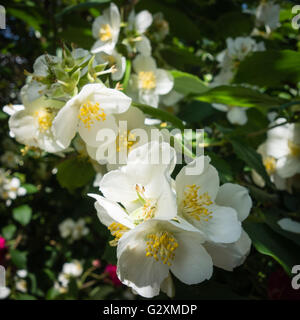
[255,1,280,33]
[57,260,83,290]
[175,156,243,244]
[0,287,10,300]
[116,219,213,298]
[95,50,126,81]
[2,177,26,200]
[62,260,83,277]
[90,142,178,229]
[16,269,28,278]
[53,83,132,149]
[59,218,89,242]
[278,218,300,234]
[128,55,174,107]
[16,279,27,293]
[9,87,66,153]
[91,3,121,54]
[212,104,248,126]
[254,119,300,189]
[127,10,153,56]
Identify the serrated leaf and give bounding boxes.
[13,205,32,226]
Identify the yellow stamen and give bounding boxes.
[34,109,54,133]
[99,24,112,41]
[116,131,136,153]
[78,101,106,129]
[263,156,276,175]
[108,222,129,246]
[182,184,213,222]
[138,71,156,90]
[145,231,178,266]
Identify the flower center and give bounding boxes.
[182,184,213,222]
[116,131,136,153]
[263,156,276,174]
[78,101,106,129]
[132,185,157,223]
[34,109,54,133]
[288,140,300,158]
[108,222,129,246]
[145,231,178,266]
[138,71,156,90]
[99,24,112,41]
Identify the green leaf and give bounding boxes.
[15,293,37,300]
[160,47,204,68]
[7,8,43,31]
[244,221,300,275]
[56,157,95,192]
[170,70,208,96]
[122,60,131,91]
[22,184,38,194]
[206,151,233,183]
[234,50,300,86]
[13,205,32,226]
[55,0,110,19]
[263,210,300,247]
[178,101,215,123]
[10,249,27,269]
[229,138,271,186]
[0,110,8,120]
[1,224,17,240]
[215,12,254,39]
[132,102,185,130]
[195,85,285,109]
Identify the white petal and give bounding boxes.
[78,114,118,147]
[278,218,300,234]
[136,35,152,56]
[176,156,220,203]
[88,193,134,229]
[212,103,229,112]
[276,155,300,178]
[160,274,175,298]
[192,205,242,243]
[133,55,156,73]
[227,107,248,126]
[171,231,213,285]
[139,91,159,108]
[154,69,174,95]
[52,102,79,149]
[215,183,252,222]
[204,229,251,271]
[135,10,153,34]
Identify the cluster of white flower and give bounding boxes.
[58,218,89,242]
[55,260,83,293]
[0,169,26,206]
[212,36,265,126]
[89,141,252,298]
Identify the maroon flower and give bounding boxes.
[104,264,122,287]
[268,267,300,300]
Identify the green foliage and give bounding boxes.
[56,157,96,192]
[13,205,32,226]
